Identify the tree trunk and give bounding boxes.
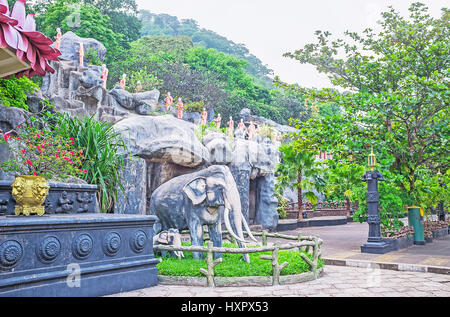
[297,170,303,221]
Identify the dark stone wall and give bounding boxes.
[114,157,147,215]
[0,214,159,296]
[255,173,279,231]
[229,166,251,223]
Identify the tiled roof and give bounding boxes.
[0,0,60,78]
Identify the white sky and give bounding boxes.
[136,0,448,89]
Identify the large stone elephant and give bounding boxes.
[150,165,257,262]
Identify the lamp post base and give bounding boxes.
[361,240,394,254]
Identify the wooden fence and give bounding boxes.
[285,201,352,218]
[154,231,323,287]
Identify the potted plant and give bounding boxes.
[1,124,86,216]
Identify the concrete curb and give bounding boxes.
[158,269,324,287]
[324,258,450,275]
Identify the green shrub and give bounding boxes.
[53,114,127,213]
[0,77,39,110]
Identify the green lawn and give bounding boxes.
[156,242,324,277]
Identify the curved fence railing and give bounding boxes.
[154,230,323,287]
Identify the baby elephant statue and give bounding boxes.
[153,228,185,259]
[150,165,257,262]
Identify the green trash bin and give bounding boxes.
[408,206,425,245]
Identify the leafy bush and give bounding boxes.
[84,48,103,66]
[53,114,127,213]
[0,77,39,110]
[0,122,85,180]
[184,100,205,113]
[126,68,162,93]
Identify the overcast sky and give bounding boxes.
[136,0,448,89]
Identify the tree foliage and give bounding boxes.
[139,10,274,88]
[0,77,39,111]
[278,3,449,215]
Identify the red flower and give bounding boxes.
[25,160,33,166]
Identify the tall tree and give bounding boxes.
[276,143,323,221]
[278,2,449,205]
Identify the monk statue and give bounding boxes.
[227,116,234,137]
[119,74,126,89]
[135,80,143,93]
[164,92,173,112]
[201,108,208,126]
[248,121,256,141]
[237,118,245,130]
[215,113,222,129]
[55,28,62,50]
[101,64,108,89]
[177,98,184,119]
[78,42,84,67]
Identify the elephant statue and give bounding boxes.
[153,228,185,259]
[150,165,257,262]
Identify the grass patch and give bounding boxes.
[156,242,324,277]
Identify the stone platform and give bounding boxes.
[277,216,350,231]
[0,214,159,297]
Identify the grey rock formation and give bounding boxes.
[0,105,29,180]
[114,114,209,168]
[239,108,297,135]
[58,31,106,65]
[256,173,279,231]
[41,60,109,118]
[183,112,201,125]
[108,86,160,116]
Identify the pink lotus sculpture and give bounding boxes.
[0,0,61,78]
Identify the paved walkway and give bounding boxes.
[109,220,450,297]
[285,221,450,271]
[109,265,450,297]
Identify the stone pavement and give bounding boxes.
[108,221,450,297]
[285,221,450,272]
[109,265,450,297]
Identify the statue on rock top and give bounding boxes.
[177,98,184,119]
[78,42,84,68]
[55,28,62,51]
[227,116,234,137]
[215,113,221,129]
[201,108,208,126]
[135,80,143,93]
[237,118,245,130]
[101,64,108,89]
[119,74,126,89]
[164,92,173,112]
[247,121,256,141]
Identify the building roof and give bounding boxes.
[0,0,60,78]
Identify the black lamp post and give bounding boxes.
[437,170,446,222]
[360,148,393,254]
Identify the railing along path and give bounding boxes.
[154,230,323,287]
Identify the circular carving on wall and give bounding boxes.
[130,230,148,253]
[0,240,23,269]
[72,234,94,260]
[36,236,61,264]
[103,232,121,256]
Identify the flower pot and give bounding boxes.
[11,175,50,216]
